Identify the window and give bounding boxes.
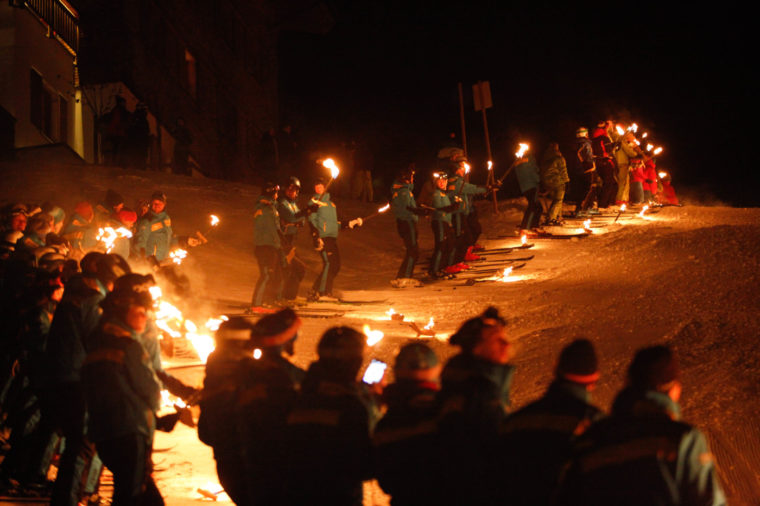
[59,95,68,144]
[29,69,54,139]
[184,49,197,98]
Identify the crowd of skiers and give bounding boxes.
[197,306,725,506]
[0,191,202,505]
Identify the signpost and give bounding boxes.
[473,81,498,212]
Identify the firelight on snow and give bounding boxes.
[363,324,384,346]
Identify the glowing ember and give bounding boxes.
[639,205,649,218]
[377,204,390,213]
[658,171,667,179]
[96,226,132,253]
[515,143,530,159]
[487,160,493,171]
[615,125,625,136]
[653,147,663,155]
[423,317,434,330]
[521,234,527,246]
[210,214,220,226]
[253,349,262,360]
[363,324,384,346]
[170,248,188,265]
[321,158,340,179]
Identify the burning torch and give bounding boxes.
[497,143,530,185]
[362,203,391,222]
[614,203,627,223]
[317,158,340,202]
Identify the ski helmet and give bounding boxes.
[399,164,415,182]
[287,176,301,190]
[576,127,588,138]
[263,182,280,198]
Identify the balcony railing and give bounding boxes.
[23,0,79,56]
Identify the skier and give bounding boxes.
[373,343,442,505]
[574,127,598,216]
[277,177,317,302]
[80,280,164,506]
[558,345,726,505]
[429,172,461,278]
[436,306,516,505]
[390,165,428,287]
[514,152,543,234]
[496,339,603,505]
[134,191,175,262]
[446,159,487,264]
[307,178,362,301]
[591,122,618,210]
[614,132,642,205]
[198,317,255,505]
[285,326,377,505]
[540,143,570,225]
[62,202,97,254]
[249,182,283,314]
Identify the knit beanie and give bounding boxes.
[555,339,599,385]
[74,201,94,221]
[628,345,680,392]
[394,342,441,381]
[317,326,366,361]
[251,308,302,348]
[449,306,506,354]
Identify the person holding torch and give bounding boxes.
[307,164,363,301]
[390,164,428,287]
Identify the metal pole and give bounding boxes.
[458,82,468,159]
[477,82,498,213]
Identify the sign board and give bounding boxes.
[473,81,492,111]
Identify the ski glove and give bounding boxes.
[314,237,324,251]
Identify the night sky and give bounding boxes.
[279,2,754,205]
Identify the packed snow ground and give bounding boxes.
[2,162,759,505]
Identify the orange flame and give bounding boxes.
[363,324,384,346]
[322,158,340,179]
[521,234,527,245]
[515,143,530,159]
[377,204,390,213]
[210,214,220,226]
[639,205,649,218]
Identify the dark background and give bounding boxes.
[278,2,755,205]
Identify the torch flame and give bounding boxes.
[170,249,188,265]
[634,139,641,146]
[210,214,220,227]
[615,125,625,136]
[631,123,639,133]
[646,144,654,152]
[464,162,471,174]
[658,171,667,179]
[653,147,663,156]
[639,205,649,218]
[515,143,530,159]
[642,132,649,138]
[253,349,262,360]
[363,324,384,346]
[487,160,493,171]
[423,317,434,330]
[322,158,340,179]
[620,203,627,212]
[377,204,390,213]
[96,226,132,253]
[583,219,592,231]
[386,308,396,319]
[521,234,527,246]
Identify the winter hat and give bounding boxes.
[215,317,253,344]
[101,281,153,319]
[105,189,124,209]
[394,343,441,381]
[92,253,130,286]
[37,250,66,272]
[262,182,280,198]
[449,306,506,354]
[555,339,599,385]
[314,176,327,186]
[47,206,65,226]
[28,214,52,236]
[251,308,302,348]
[317,326,366,361]
[113,273,156,295]
[74,201,94,221]
[80,251,105,274]
[576,127,589,138]
[628,345,680,392]
[116,208,138,225]
[150,191,167,203]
